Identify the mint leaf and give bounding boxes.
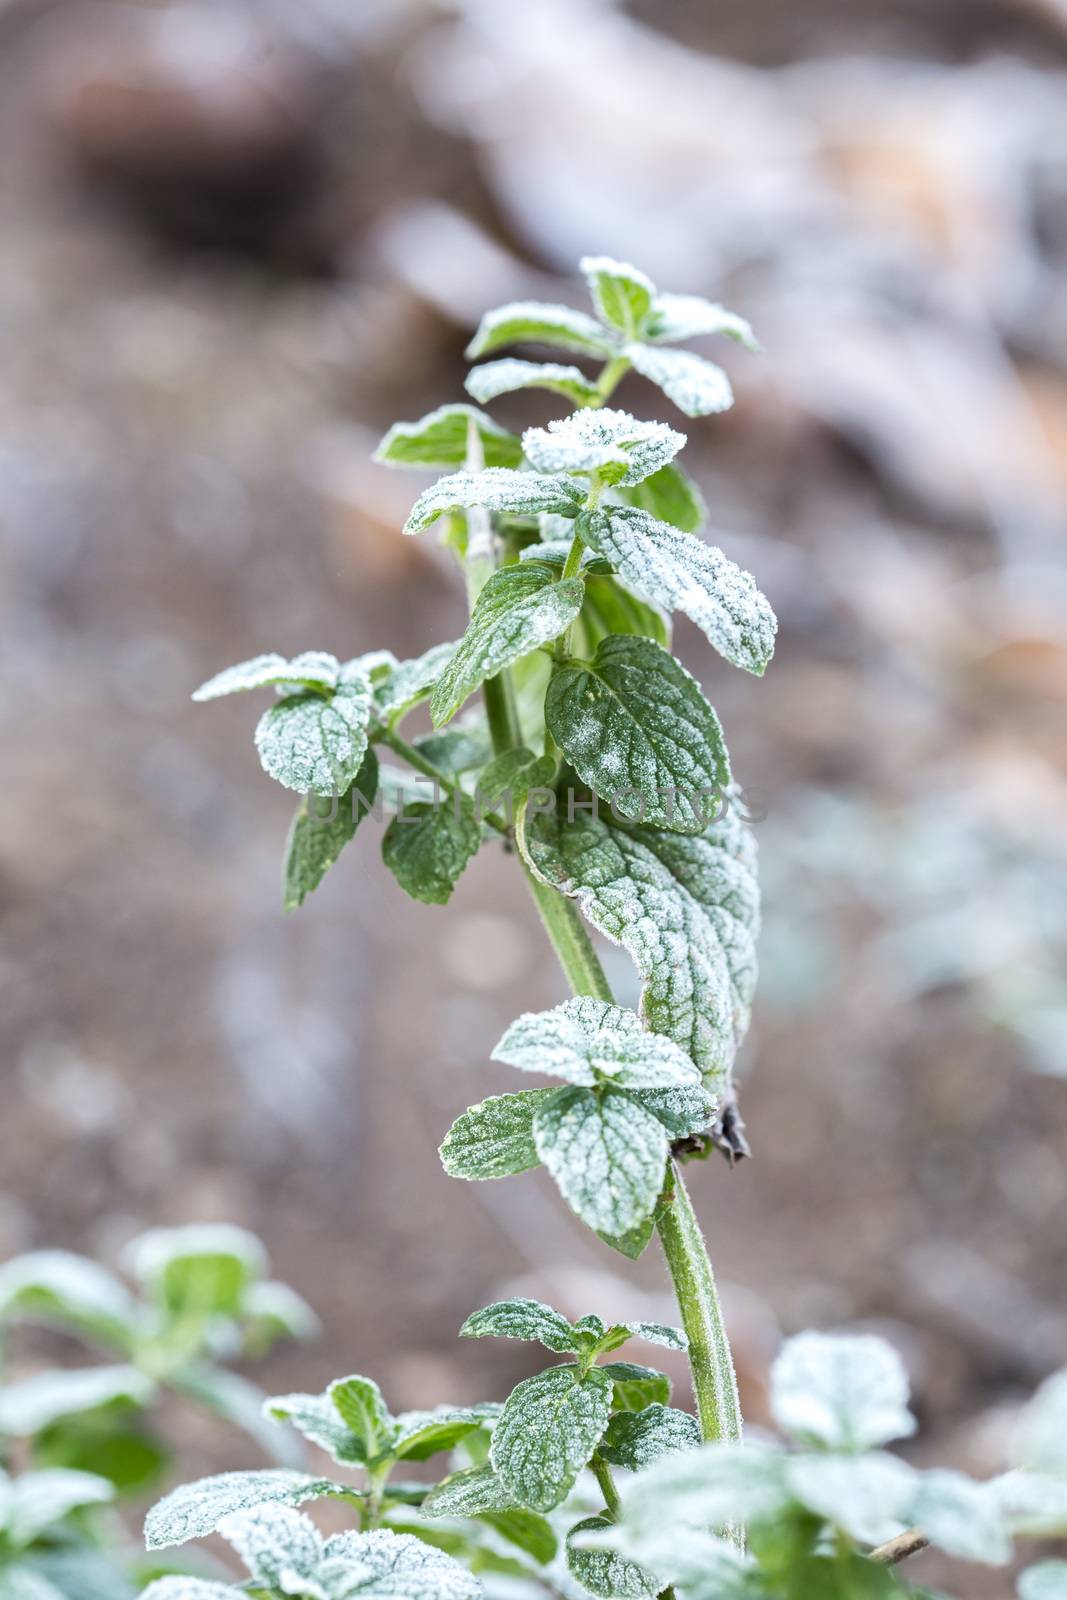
[482,1509,558,1565]
[192,651,340,702]
[581,257,655,339]
[405,469,583,535]
[373,642,458,726]
[600,1405,700,1472]
[216,1504,320,1589]
[129,1224,265,1316]
[255,673,372,797]
[327,1376,392,1461]
[912,1469,1013,1565]
[526,804,760,1087]
[546,635,730,832]
[283,747,378,911]
[580,505,775,675]
[466,302,617,361]
[597,1213,658,1262]
[439,1089,552,1181]
[475,748,551,808]
[422,1464,514,1519]
[491,1365,613,1511]
[533,1085,669,1235]
[602,1365,671,1412]
[4,1471,115,1548]
[626,343,733,417]
[429,563,584,727]
[265,1392,363,1465]
[144,1471,345,1550]
[522,410,684,487]
[608,1323,687,1354]
[616,462,706,534]
[770,1332,916,1452]
[382,794,481,906]
[632,1082,717,1138]
[493,998,702,1091]
[374,404,522,469]
[460,1299,578,1354]
[0,1251,137,1352]
[785,1451,917,1545]
[392,1406,494,1462]
[644,294,758,351]
[319,1529,481,1600]
[613,1439,789,1531]
[465,359,600,407]
[0,1366,153,1437]
[566,1515,658,1600]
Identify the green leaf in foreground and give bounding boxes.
[465,359,600,407]
[439,1089,553,1180]
[617,461,706,533]
[546,635,731,831]
[460,1298,578,1354]
[769,1331,916,1452]
[254,672,373,797]
[599,1404,701,1471]
[430,562,584,726]
[144,1470,346,1550]
[626,342,734,417]
[603,1365,672,1412]
[525,804,760,1086]
[533,1084,669,1236]
[382,793,481,906]
[1020,1563,1067,1600]
[466,301,618,361]
[192,651,341,702]
[491,1364,613,1511]
[581,256,655,339]
[522,410,684,487]
[283,746,378,910]
[492,997,702,1091]
[404,468,582,534]
[374,404,522,469]
[580,505,776,675]
[567,1515,658,1600]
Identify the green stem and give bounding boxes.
[522,868,614,1002]
[591,1454,621,1521]
[593,355,631,404]
[656,1165,742,1444]
[380,730,508,836]
[483,671,523,755]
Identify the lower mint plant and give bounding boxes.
[152,256,1067,1600]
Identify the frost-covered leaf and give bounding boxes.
[644,295,759,351]
[3,1470,115,1547]
[466,302,618,361]
[1019,1370,1067,1476]
[475,748,552,809]
[144,1471,345,1551]
[320,1528,482,1600]
[373,643,458,726]
[217,1504,321,1587]
[576,1522,755,1600]
[770,1332,916,1452]
[0,1252,137,1351]
[283,748,379,911]
[128,1225,265,1316]
[599,1405,700,1472]
[1020,1563,1067,1600]
[0,1366,154,1437]
[579,505,775,675]
[525,803,759,1087]
[393,1406,495,1462]
[581,257,655,339]
[616,462,706,534]
[421,1464,514,1520]
[785,1451,916,1545]
[625,344,733,418]
[374,404,522,470]
[615,1440,790,1533]
[493,998,701,1091]
[460,1299,578,1355]
[328,1377,392,1462]
[244,1281,319,1348]
[533,1085,668,1236]
[266,1392,363,1465]
[140,1583,236,1600]
[465,360,600,407]
[439,1090,552,1181]
[381,794,481,906]
[579,571,671,653]
[24,1550,136,1600]
[491,1365,613,1512]
[522,410,684,488]
[481,1508,557,1565]
[995,1470,1067,1537]
[255,676,372,800]
[597,1213,658,1262]
[192,652,340,703]
[566,1516,658,1600]
[547,635,730,832]
[632,1083,718,1139]
[912,1469,1012,1565]
[404,469,582,535]
[608,1323,687,1354]
[413,724,493,782]
[429,563,584,727]
[602,1365,671,1412]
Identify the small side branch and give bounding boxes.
[870,1530,929,1566]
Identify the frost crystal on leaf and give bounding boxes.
[644,293,759,351]
[784,1451,916,1545]
[254,673,373,798]
[0,1252,137,1349]
[490,1364,613,1511]
[460,1298,578,1354]
[492,998,702,1091]
[144,1470,345,1550]
[283,748,379,912]
[566,1515,659,1600]
[192,652,340,702]
[625,344,734,418]
[599,1404,701,1472]
[580,506,776,676]
[381,794,481,907]
[546,634,731,832]
[464,359,600,407]
[438,1089,553,1181]
[374,404,522,470]
[466,301,618,361]
[521,409,685,487]
[533,1085,669,1236]
[912,1469,1013,1565]
[580,257,656,340]
[770,1332,917,1452]
[429,564,584,727]
[404,469,583,535]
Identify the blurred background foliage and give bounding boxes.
[0,1,1064,1592]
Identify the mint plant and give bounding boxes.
[0,1225,316,1493]
[159,257,1067,1599]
